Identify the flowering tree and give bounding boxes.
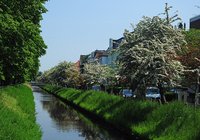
[83,63,118,91]
[118,14,186,98]
[37,61,81,87]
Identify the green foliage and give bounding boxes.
[0,62,5,81]
[0,0,47,85]
[41,84,62,94]
[0,84,41,140]
[179,29,200,86]
[42,85,200,139]
[185,29,200,48]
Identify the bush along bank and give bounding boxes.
[0,84,41,140]
[41,85,200,140]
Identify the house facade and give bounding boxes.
[87,50,108,64]
[78,37,124,72]
[107,37,123,67]
[190,15,200,29]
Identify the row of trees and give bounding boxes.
[38,28,200,96]
[37,61,81,87]
[0,0,47,85]
[38,4,200,98]
[37,61,118,92]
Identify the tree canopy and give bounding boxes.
[179,29,200,86]
[0,0,47,85]
[83,63,118,88]
[37,61,81,88]
[118,16,186,95]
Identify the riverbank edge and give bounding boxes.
[40,85,200,140]
[40,86,146,140]
[0,84,42,140]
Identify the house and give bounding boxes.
[108,38,124,50]
[78,37,124,72]
[107,37,124,67]
[190,15,200,29]
[98,51,108,65]
[79,50,108,73]
[87,50,108,64]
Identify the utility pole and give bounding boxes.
[165,3,172,24]
[164,3,181,25]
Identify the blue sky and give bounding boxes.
[40,0,199,71]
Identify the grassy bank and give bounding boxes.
[0,84,41,140]
[42,85,200,140]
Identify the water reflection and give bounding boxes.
[33,86,130,140]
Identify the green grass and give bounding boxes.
[0,84,41,140]
[41,85,200,140]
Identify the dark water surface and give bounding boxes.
[33,86,132,140]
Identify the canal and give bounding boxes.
[33,86,133,140]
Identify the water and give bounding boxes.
[33,86,132,140]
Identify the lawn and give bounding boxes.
[0,84,41,140]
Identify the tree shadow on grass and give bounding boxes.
[54,87,66,94]
[109,100,157,128]
[72,91,91,104]
[140,103,197,138]
[95,99,125,115]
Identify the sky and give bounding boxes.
[40,0,199,72]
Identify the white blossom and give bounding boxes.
[118,16,186,90]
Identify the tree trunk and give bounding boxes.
[158,82,166,104]
[135,85,146,99]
